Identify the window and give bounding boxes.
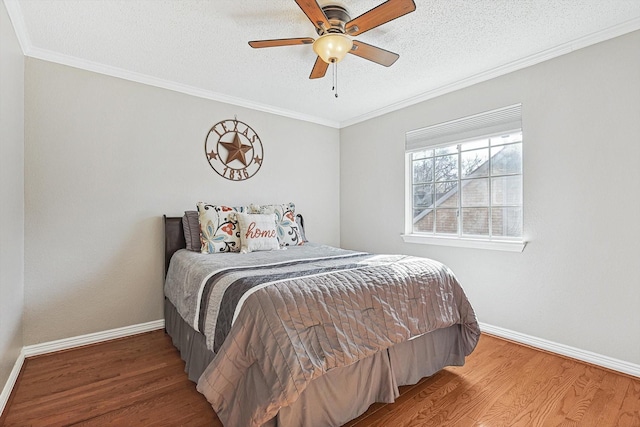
[404,105,525,251]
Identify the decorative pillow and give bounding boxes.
[197,202,245,253]
[249,202,303,247]
[235,212,280,253]
[182,210,201,251]
[295,214,308,243]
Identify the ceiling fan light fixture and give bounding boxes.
[313,33,353,64]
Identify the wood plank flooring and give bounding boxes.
[1,330,638,426]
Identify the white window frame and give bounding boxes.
[402,104,526,252]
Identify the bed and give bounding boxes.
[163,212,480,427]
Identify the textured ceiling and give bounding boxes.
[7,0,640,127]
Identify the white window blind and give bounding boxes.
[406,104,522,152]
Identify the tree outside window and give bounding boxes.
[410,131,522,240]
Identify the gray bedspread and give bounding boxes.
[165,244,480,427]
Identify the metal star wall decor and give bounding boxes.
[205,118,264,181]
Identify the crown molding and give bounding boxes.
[339,16,640,128]
[4,0,639,130]
[2,0,30,54]
[25,46,341,129]
[2,0,339,128]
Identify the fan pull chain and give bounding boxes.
[332,60,339,98]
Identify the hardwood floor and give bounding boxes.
[1,331,638,426]
[1,331,217,427]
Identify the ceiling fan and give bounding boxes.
[248,0,416,80]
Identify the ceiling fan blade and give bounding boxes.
[345,0,416,36]
[349,40,399,67]
[309,56,329,79]
[294,0,330,31]
[248,38,314,48]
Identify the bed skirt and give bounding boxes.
[164,298,467,426]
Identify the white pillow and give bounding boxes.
[236,212,280,253]
[249,202,303,246]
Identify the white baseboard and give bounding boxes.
[1,319,164,418]
[480,322,640,378]
[0,349,25,418]
[2,319,637,418]
[22,319,165,358]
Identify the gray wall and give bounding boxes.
[23,59,340,345]
[340,31,640,365]
[0,1,25,391]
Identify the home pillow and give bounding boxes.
[182,210,201,252]
[250,202,303,247]
[197,202,245,253]
[236,212,280,253]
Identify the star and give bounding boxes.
[207,150,218,160]
[220,133,252,167]
[254,156,262,165]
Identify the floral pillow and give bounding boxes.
[250,202,303,247]
[197,202,246,253]
[235,212,280,253]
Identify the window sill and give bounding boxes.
[401,234,526,252]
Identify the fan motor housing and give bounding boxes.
[317,5,351,35]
